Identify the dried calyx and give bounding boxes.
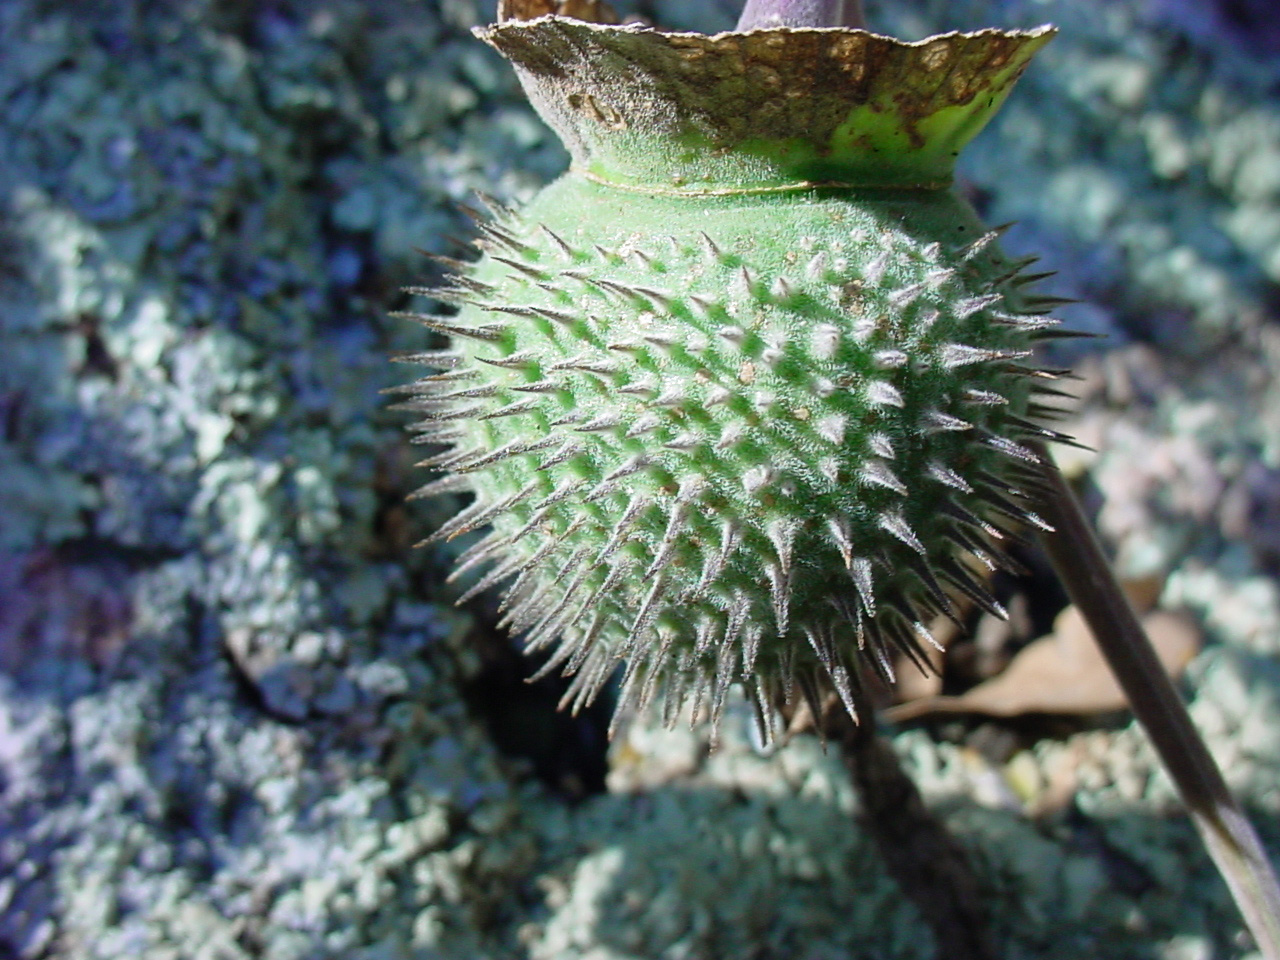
[484,3,1053,194]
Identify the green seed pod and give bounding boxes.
[396,1,1066,740]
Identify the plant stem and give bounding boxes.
[736,0,867,30]
[1031,440,1280,959]
[840,688,999,960]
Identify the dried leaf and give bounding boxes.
[884,605,1201,722]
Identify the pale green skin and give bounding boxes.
[417,174,1051,730]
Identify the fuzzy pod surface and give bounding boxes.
[396,1,1068,739]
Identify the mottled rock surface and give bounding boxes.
[1,0,1278,958]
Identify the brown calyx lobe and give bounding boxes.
[476,7,1053,193]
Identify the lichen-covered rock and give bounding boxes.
[3,0,1280,958]
[0,2,542,957]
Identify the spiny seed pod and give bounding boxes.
[395,1,1070,741]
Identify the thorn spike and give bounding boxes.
[922,410,973,433]
[815,414,846,445]
[827,515,853,568]
[866,381,905,408]
[861,460,907,496]
[938,557,1008,620]
[879,511,926,554]
[811,324,840,360]
[391,349,462,368]
[850,557,876,616]
[407,475,472,501]
[868,432,895,459]
[697,231,723,263]
[390,311,506,342]
[927,461,974,493]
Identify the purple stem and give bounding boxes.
[736,0,867,29]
